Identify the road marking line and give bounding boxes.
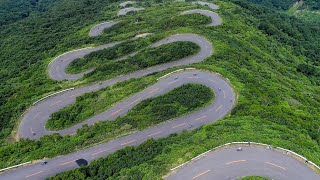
[265,162,286,170]
[192,169,210,179]
[195,116,207,121]
[60,159,75,166]
[172,123,186,129]
[121,139,136,146]
[226,160,246,165]
[30,127,33,134]
[223,90,226,99]
[129,98,142,105]
[111,109,122,116]
[70,92,82,97]
[187,77,198,79]
[148,131,162,137]
[33,112,41,120]
[168,81,176,85]
[50,100,62,106]
[149,88,160,94]
[55,66,59,72]
[91,149,109,156]
[215,105,223,112]
[209,79,215,83]
[25,171,44,178]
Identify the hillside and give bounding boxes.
[0,0,319,179]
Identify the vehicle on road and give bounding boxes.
[41,161,47,165]
[237,147,243,151]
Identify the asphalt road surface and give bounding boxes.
[2,5,318,180]
[23,33,214,139]
[117,7,145,16]
[166,145,320,180]
[89,21,119,37]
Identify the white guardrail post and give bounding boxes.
[170,142,320,173]
[33,87,75,105]
[0,161,32,172]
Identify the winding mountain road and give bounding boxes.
[1,4,318,180]
[166,145,320,180]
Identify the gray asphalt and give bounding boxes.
[3,5,318,180]
[180,9,222,27]
[192,1,219,10]
[117,7,145,16]
[23,33,214,140]
[89,21,119,37]
[166,145,320,180]
[3,70,236,179]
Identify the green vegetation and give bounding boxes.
[0,83,213,168]
[0,0,320,179]
[46,78,155,130]
[80,41,199,81]
[240,176,270,180]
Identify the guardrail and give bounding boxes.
[170,141,320,173]
[0,161,31,172]
[33,87,75,105]
[157,68,196,81]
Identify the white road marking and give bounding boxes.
[25,171,44,178]
[225,159,246,165]
[265,162,286,170]
[192,169,210,179]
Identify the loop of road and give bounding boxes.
[2,3,318,180]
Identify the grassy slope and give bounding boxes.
[51,1,320,179]
[0,0,319,178]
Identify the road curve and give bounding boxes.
[3,70,236,180]
[21,33,214,139]
[192,1,219,10]
[166,145,320,180]
[89,21,119,37]
[117,7,145,16]
[181,9,222,27]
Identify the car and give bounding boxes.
[41,161,47,165]
[237,147,243,151]
[174,76,178,80]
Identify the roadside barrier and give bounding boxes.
[170,141,320,173]
[0,161,31,172]
[156,68,196,81]
[33,87,75,105]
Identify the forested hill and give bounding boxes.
[0,0,319,177]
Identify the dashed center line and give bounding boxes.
[129,98,142,106]
[60,159,75,166]
[50,100,62,106]
[149,88,160,94]
[187,76,198,79]
[172,123,186,129]
[111,109,122,116]
[195,115,207,121]
[91,149,109,156]
[225,159,246,165]
[215,105,223,112]
[223,90,226,99]
[25,171,44,178]
[265,162,286,170]
[148,131,162,137]
[32,112,41,120]
[168,81,177,85]
[192,169,210,179]
[121,139,137,146]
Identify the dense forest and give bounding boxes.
[0,0,319,179]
